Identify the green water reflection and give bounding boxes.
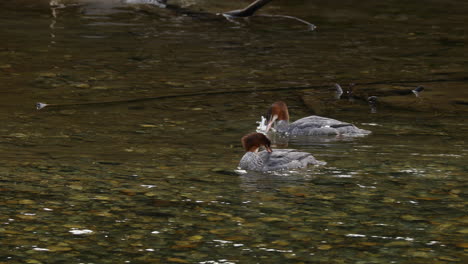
[1,0,467,263]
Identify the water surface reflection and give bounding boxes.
[1,0,467,263]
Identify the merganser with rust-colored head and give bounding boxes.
[238,132,325,172]
[264,101,371,136]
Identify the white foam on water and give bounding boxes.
[69,229,93,235]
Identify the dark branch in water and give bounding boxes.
[158,0,272,18]
[130,0,314,30]
[220,0,315,30]
[453,100,468,106]
[36,77,465,111]
[223,0,273,17]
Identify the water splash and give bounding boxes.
[256,116,267,134]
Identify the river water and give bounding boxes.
[1,0,467,263]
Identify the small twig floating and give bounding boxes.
[35,100,113,111]
[36,85,326,110]
[36,101,121,110]
[257,14,316,31]
[36,77,460,111]
[219,0,315,31]
[36,102,50,110]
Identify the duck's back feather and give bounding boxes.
[259,149,324,171]
[289,116,371,136]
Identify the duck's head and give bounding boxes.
[241,132,272,153]
[265,101,289,132]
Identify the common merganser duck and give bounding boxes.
[238,132,324,172]
[264,101,371,136]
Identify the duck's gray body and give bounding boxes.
[239,149,325,172]
[275,116,371,136]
